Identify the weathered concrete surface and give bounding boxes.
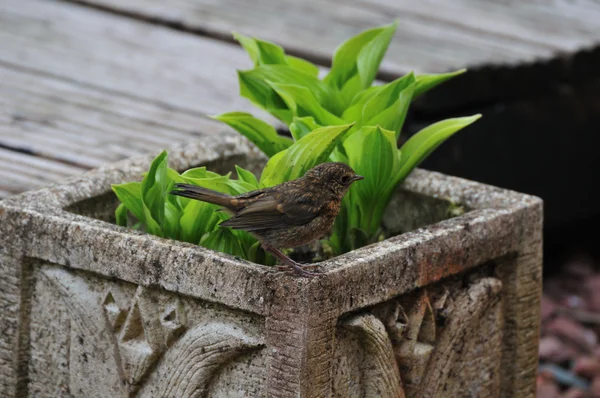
[0,134,543,397]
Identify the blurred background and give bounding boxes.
[1,0,599,396]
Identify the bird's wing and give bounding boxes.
[220,194,320,231]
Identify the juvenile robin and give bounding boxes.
[170,162,363,277]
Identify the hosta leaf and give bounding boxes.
[289,116,321,141]
[234,33,319,76]
[234,32,261,65]
[344,125,398,201]
[365,82,416,136]
[341,85,380,122]
[267,81,345,126]
[234,32,286,65]
[356,22,397,88]
[141,151,168,199]
[255,38,287,65]
[182,174,256,196]
[163,201,181,240]
[338,74,364,110]
[395,115,481,184]
[181,167,221,180]
[179,201,221,244]
[141,151,168,226]
[166,167,185,183]
[415,69,465,97]
[112,181,144,223]
[361,73,415,123]
[324,22,397,97]
[142,200,162,237]
[258,150,285,187]
[200,228,246,258]
[213,112,293,157]
[143,183,164,236]
[165,171,186,209]
[341,72,414,124]
[260,123,354,187]
[285,55,319,77]
[235,165,260,189]
[239,65,340,122]
[238,70,290,123]
[115,203,128,227]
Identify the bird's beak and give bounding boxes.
[352,175,364,182]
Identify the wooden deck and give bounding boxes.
[1,0,599,199]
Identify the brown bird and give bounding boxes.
[170,162,363,277]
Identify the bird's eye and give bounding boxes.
[340,175,351,184]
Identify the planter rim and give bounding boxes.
[0,135,543,317]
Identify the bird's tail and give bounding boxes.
[170,183,234,209]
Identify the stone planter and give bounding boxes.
[0,135,542,397]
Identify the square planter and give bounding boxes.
[0,134,542,398]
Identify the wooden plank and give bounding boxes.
[69,0,600,75]
[0,0,268,118]
[0,148,86,198]
[0,63,225,169]
[0,0,278,197]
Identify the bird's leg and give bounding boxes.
[263,246,322,277]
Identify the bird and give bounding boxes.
[170,162,364,277]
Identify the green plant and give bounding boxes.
[112,151,275,265]
[113,22,480,262]
[216,23,480,253]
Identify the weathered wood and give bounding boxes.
[0,147,85,198]
[0,0,263,117]
[0,0,275,197]
[0,63,223,169]
[70,0,600,74]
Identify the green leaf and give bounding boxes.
[213,112,293,157]
[255,38,287,65]
[200,228,246,258]
[341,85,380,122]
[415,69,465,97]
[112,182,144,223]
[181,173,254,196]
[115,203,128,227]
[355,23,397,89]
[395,115,481,184]
[181,166,219,180]
[344,125,398,200]
[142,200,163,237]
[179,201,221,244]
[324,22,397,98]
[233,32,261,65]
[338,74,364,110]
[163,201,181,239]
[166,167,184,183]
[238,65,341,122]
[365,82,416,136]
[267,81,345,126]
[285,55,319,77]
[141,151,168,226]
[260,123,354,187]
[164,170,186,209]
[234,32,319,76]
[289,116,322,141]
[342,73,413,123]
[361,73,414,120]
[235,165,259,188]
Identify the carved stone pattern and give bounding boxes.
[27,265,266,397]
[333,273,504,398]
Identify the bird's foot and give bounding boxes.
[264,246,324,278]
[277,262,323,277]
